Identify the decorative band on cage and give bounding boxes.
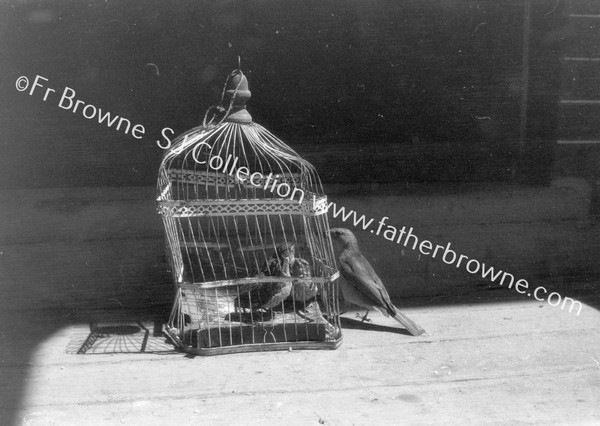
[157,196,330,217]
[166,169,303,190]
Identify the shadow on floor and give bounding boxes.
[0,302,172,426]
[72,319,176,355]
[340,316,415,336]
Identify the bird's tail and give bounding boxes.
[390,308,425,336]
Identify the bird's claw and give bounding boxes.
[355,312,372,323]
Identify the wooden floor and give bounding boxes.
[1,299,598,425]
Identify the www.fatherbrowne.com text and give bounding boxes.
[315,197,583,316]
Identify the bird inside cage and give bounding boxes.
[236,242,322,312]
[237,242,295,311]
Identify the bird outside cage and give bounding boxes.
[157,64,343,355]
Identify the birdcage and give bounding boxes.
[157,66,342,355]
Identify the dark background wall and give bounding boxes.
[0,0,567,190]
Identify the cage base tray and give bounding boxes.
[164,323,343,356]
[164,302,342,355]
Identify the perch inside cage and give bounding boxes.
[157,66,342,355]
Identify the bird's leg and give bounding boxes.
[281,255,291,277]
[355,310,372,323]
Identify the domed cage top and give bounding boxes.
[157,68,342,355]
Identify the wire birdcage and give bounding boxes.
[157,66,342,355]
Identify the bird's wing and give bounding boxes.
[339,251,396,315]
[292,258,312,277]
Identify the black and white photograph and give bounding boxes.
[1,0,599,424]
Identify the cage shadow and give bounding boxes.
[71,319,176,355]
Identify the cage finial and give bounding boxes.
[224,67,252,124]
